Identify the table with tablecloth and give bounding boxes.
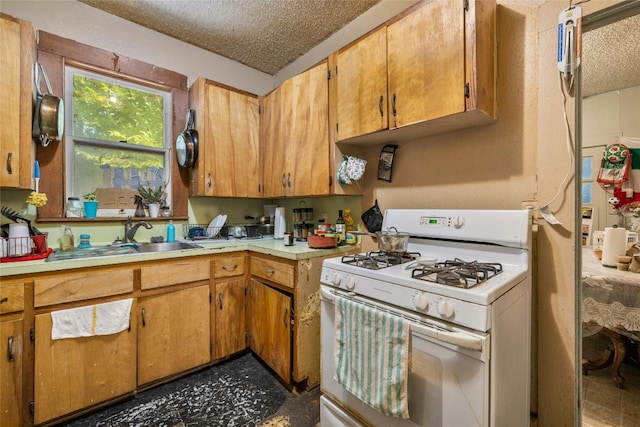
[582,247,640,388]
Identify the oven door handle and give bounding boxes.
[320,287,484,352]
[410,323,483,351]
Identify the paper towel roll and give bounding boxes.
[274,207,286,239]
[602,226,627,267]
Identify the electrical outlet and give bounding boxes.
[522,201,538,211]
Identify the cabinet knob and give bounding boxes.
[207,173,212,188]
[264,268,275,276]
[0,297,8,304]
[222,264,237,271]
[218,293,223,310]
[141,307,146,327]
[283,308,288,327]
[378,95,384,117]
[287,173,291,188]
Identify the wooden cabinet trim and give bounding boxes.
[213,255,246,278]
[250,256,295,289]
[0,282,25,314]
[140,258,210,290]
[34,269,134,307]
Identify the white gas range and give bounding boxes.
[320,209,532,427]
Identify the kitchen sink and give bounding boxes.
[132,241,202,253]
[46,241,202,261]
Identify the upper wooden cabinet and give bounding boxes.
[189,79,260,197]
[330,0,496,144]
[261,61,330,198]
[0,14,34,189]
[332,26,388,142]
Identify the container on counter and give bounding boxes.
[66,197,83,218]
[78,234,92,248]
[284,232,294,246]
[167,220,176,242]
[61,226,75,250]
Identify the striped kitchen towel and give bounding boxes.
[334,295,410,418]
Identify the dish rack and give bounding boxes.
[183,223,229,240]
[0,234,50,262]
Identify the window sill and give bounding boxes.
[37,216,189,223]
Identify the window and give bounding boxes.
[64,66,172,215]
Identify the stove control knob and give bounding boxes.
[331,273,341,286]
[413,293,429,310]
[438,300,455,318]
[452,216,465,229]
[346,276,356,291]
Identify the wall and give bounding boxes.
[583,86,640,148]
[0,0,627,424]
[0,0,273,95]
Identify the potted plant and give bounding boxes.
[138,185,164,217]
[83,190,99,218]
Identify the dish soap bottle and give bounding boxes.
[167,220,175,243]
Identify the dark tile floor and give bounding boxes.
[582,330,640,426]
[59,352,320,427]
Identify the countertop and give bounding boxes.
[0,238,359,277]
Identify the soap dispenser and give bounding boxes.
[167,220,175,243]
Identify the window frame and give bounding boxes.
[34,31,190,221]
[64,65,173,215]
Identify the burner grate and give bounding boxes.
[411,258,503,288]
[341,251,421,270]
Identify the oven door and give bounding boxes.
[320,286,490,427]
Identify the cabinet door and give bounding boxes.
[0,15,33,189]
[137,285,210,385]
[335,26,388,141]
[1,319,22,427]
[286,62,330,196]
[204,84,260,197]
[213,277,246,360]
[34,309,136,424]
[387,1,465,128]
[250,279,291,383]
[261,84,287,197]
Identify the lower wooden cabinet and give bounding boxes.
[1,280,25,427]
[250,278,292,383]
[33,305,137,424]
[213,276,246,360]
[1,319,23,426]
[137,284,210,385]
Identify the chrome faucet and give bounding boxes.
[123,216,153,243]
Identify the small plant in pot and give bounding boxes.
[138,185,164,217]
[83,190,99,218]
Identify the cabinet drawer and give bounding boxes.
[214,255,245,278]
[35,269,133,307]
[250,257,295,289]
[141,258,210,290]
[0,282,24,314]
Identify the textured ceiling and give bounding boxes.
[582,12,640,97]
[78,0,380,75]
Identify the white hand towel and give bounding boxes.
[51,298,133,340]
